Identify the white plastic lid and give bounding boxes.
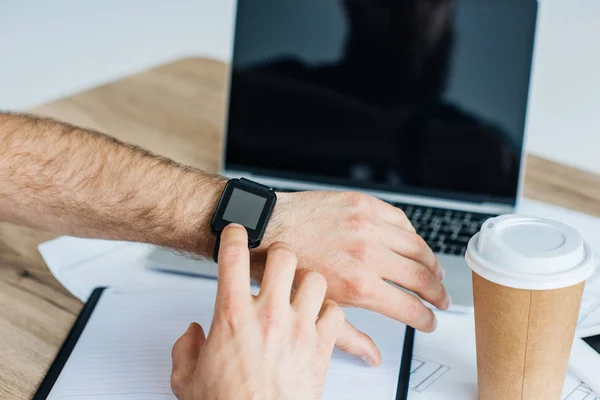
[465,214,595,290]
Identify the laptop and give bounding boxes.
[218,0,538,309]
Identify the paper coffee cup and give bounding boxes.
[465,215,595,400]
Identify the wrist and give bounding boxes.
[171,175,290,268]
[258,191,290,248]
[169,172,227,258]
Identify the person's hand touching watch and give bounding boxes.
[170,224,344,400]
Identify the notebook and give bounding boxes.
[34,279,412,400]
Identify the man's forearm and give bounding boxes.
[0,112,226,257]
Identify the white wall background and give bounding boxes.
[0,0,237,108]
[1,0,599,174]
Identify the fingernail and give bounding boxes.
[446,296,452,309]
[227,223,245,230]
[361,355,376,367]
[432,316,438,331]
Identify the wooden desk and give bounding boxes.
[1,57,600,399]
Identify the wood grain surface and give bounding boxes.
[1,57,598,399]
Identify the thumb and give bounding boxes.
[335,320,382,367]
[171,323,207,395]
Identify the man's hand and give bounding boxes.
[255,191,450,365]
[171,224,344,400]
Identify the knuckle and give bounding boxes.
[171,338,182,359]
[415,234,429,251]
[395,207,411,223]
[414,267,433,290]
[408,233,428,254]
[399,210,416,231]
[218,243,246,264]
[260,307,282,336]
[218,299,246,329]
[396,207,408,220]
[404,297,426,324]
[323,298,338,310]
[341,275,373,300]
[334,334,354,352]
[346,213,372,233]
[344,191,369,208]
[170,371,186,395]
[346,240,370,263]
[268,243,298,266]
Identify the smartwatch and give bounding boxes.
[210,178,277,262]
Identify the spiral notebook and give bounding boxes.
[33,279,413,400]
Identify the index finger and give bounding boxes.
[216,224,251,306]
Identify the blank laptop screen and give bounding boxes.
[224,0,538,205]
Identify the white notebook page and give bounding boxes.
[46,280,406,400]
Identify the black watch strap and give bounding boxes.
[213,235,221,263]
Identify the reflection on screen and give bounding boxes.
[222,188,267,230]
[225,0,537,204]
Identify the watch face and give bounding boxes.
[211,179,277,245]
[222,188,267,230]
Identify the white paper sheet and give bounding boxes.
[47,283,406,400]
[562,372,599,400]
[41,283,598,400]
[38,237,216,301]
[569,337,600,396]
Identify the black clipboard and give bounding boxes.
[32,286,415,399]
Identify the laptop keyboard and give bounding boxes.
[272,187,494,256]
[390,202,494,256]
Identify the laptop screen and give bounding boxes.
[224,0,537,205]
